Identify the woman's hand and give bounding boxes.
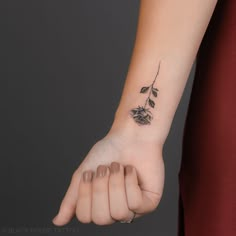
[52,130,165,226]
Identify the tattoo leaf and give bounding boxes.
[152,89,158,97]
[148,98,155,108]
[140,86,150,93]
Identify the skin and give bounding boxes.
[52,0,218,226]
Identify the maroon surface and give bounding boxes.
[178,1,236,235]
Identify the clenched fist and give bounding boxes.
[52,131,165,225]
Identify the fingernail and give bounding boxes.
[125,165,133,175]
[106,167,110,176]
[83,171,93,182]
[110,162,120,174]
[96,165,107,178]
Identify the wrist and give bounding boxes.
[107,108,167,147]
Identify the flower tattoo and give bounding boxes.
[129,61,161,125]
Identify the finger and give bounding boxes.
[125,165,161,215]
[109,162,134,222]
[75,170,94,223]
[91,165,115,225]
[52,169,82,226]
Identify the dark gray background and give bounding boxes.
[0,1,196,235]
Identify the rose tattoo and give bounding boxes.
[129,61,161,125]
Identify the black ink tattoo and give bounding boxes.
[129,61,161,125]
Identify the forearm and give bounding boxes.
[108,0,218,145]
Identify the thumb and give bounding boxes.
[124,165,162,214]
[52,170,82,226]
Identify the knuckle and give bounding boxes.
[110,209,130,221]
[128,198,142,211]
[75,211,91,224]
[92,216,112,226]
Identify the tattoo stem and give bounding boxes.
[144,60,161,108]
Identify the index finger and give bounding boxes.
[52,169,82,226]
